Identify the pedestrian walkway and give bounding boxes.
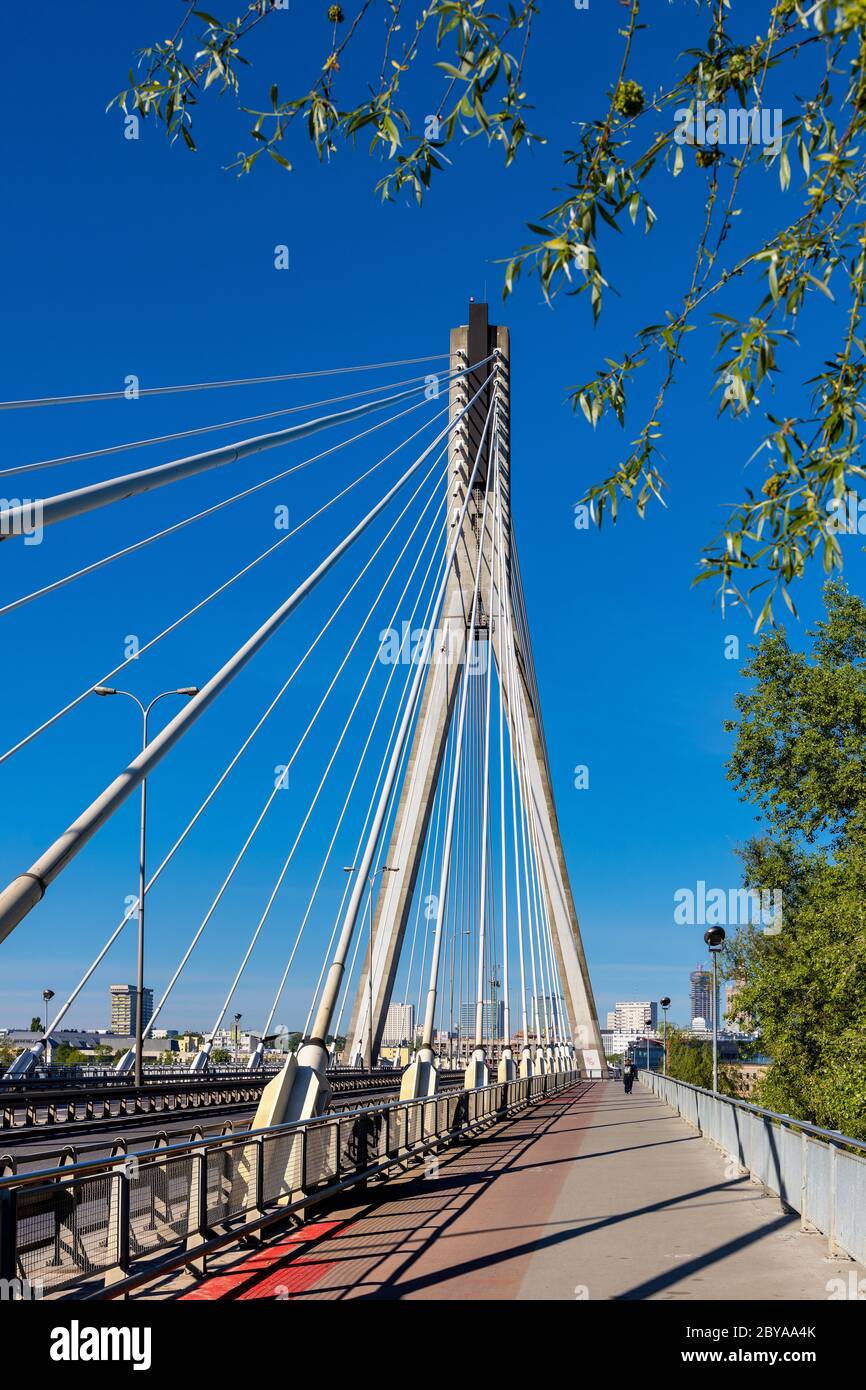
[176,1080,864,1301]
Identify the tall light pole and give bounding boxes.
[660,996,671,1076]
[344,863,399,1069]
[703,928,726,1092]
[94,685,198,1085]
[234,1012,242,1066]
[41,988,54,1036]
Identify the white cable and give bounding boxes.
[29,422,464,1048]
[300,544,455,1039]
[473,461,498,1049]
[199,463,448,1047]
[0,381,432,539]
[0,374,493,950]
[0,366,465,478]
[262,503,449,1042]
[493,433,511,1046]
[146,457,448,1040]
[0,353,449,411]
[304,389,495,1048]
[419,420,496,1049]
[0,398,449,755]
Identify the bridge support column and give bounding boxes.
[497,1047,517,1083]
[249,1043,332,1129]
[464,1046,490,1091]
[399,1045,439,1100]
[519,1046,534,1079]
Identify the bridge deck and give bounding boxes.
[176,1080,863,1302]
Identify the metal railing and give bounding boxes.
[0,1070,583,1298]
[640,1070,866,1266]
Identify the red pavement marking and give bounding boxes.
[180,1220,347,1301]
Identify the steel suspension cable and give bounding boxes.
[0,373,493,943]
[24,480,450,1064]
[473,462,499,1051]
[0,354,450,411]
[304,394,495,1050]
[0,366,466,479]
[196,468,448,1056]
[419,432,496,1052]
[0,391,450,620]
[260,510,450,1047]
[304,533,454,1042]
[145,458,448,1044]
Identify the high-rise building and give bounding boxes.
[533,995,565,1033]
[382,1002,415,1046]
[609,1001,658,1033]
[689,967,716,1029]
[110,983,153,1035]
[459,999,505,1040]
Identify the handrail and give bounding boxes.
[637,1069,866,1155]
[0,1074,547,1189]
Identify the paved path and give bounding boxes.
[178,1080,863,1301]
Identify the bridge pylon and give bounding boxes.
[349,301,606,1089]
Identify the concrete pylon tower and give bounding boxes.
[347,302,605,1076]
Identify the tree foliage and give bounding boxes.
[665,1025,739,1094]
[724,579,866,1137]
[113,1,866,625]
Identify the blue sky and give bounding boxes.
[1,1,861,1037]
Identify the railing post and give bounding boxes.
[300,1127,309,1194]
[800,1129,810,1232]
[828,1141,841,1257]
[0,1187,16,1281]
[104,1170,131,1291]
[184,1149,209,1277]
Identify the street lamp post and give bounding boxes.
[703,929,726,1092]
[234,1012,242,1067]
[41,988,54,1037]
[660,996,671,1076]
[94,685,198,1086]
[344,863,400,1070]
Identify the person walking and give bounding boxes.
[623,1061,634,1095]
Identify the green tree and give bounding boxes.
[666,1027,739,1095]
[52,1044,86,1068]
[724,579,866,1136]
[29,1016,42,1032]
[114,1,866,624]
[211,1048,232,1064]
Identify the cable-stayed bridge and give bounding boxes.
[0,301,603,1106]
[1,305,863,1303]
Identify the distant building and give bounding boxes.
[211,1028,260,1054]
[724,978,752,1033]
[601,1029,647,1058]
[459,999,505,1040]
[627,1037,666,1071]
[608,1001,658,1033]
[689,968,716,1029]
[110,984,153,1034]
[382,1002,415,1046]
